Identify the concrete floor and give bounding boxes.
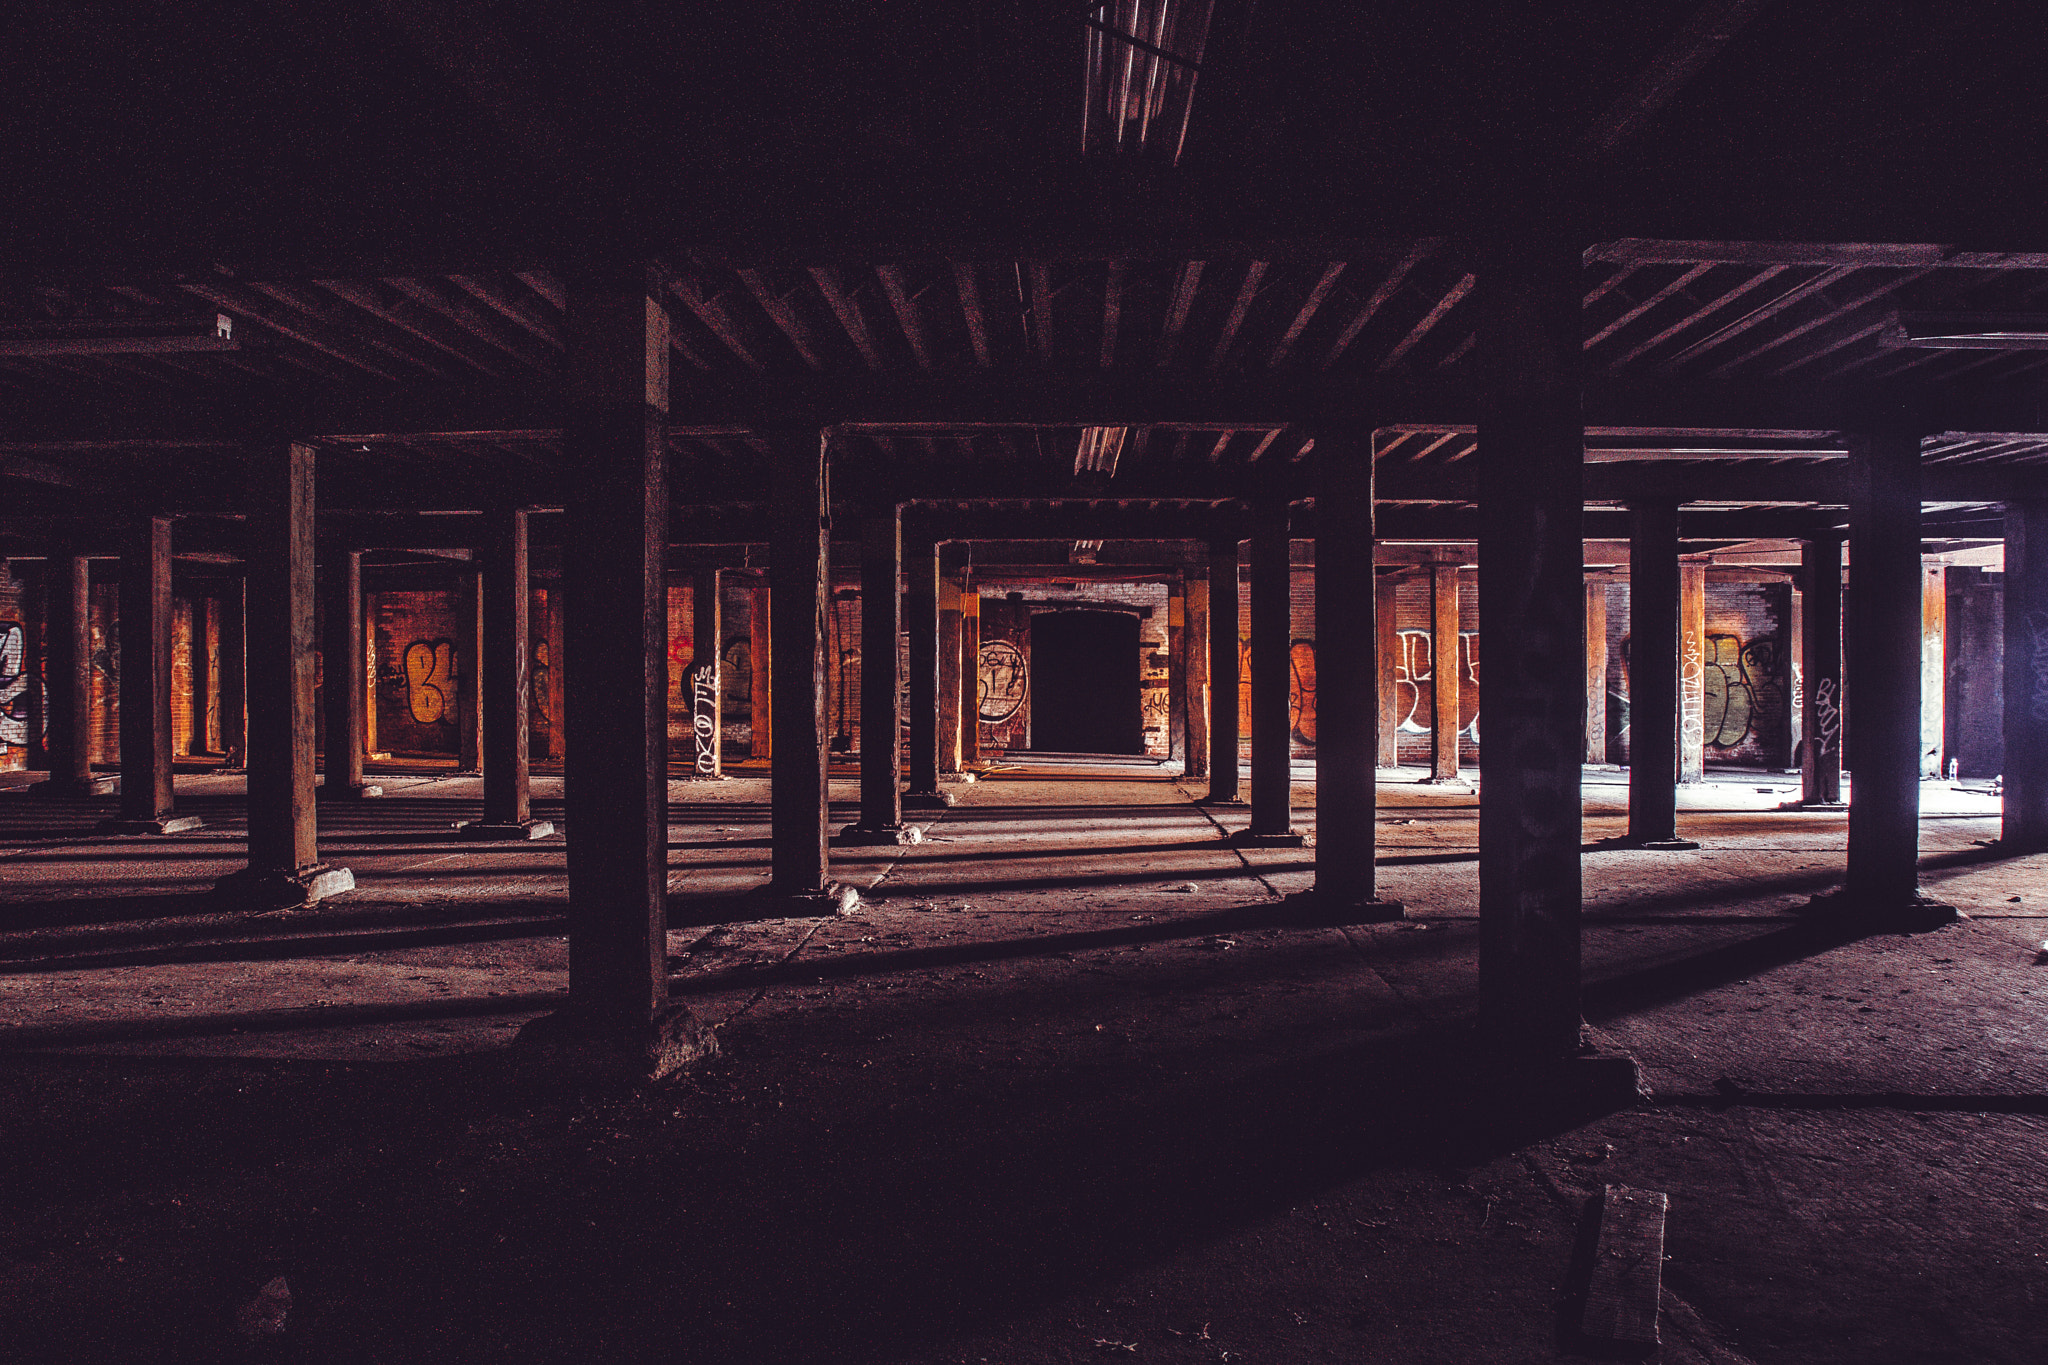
[0,761,2042,1362]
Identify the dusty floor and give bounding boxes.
[0,760,2041,1363]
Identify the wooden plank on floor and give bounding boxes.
[1581,1184,1668,1356]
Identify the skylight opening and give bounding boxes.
[1081,1,1216,165]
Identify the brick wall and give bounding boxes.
[369,589,465,756]
[1387,570,1481,766]
[1603,577,1793,770]
[0,569,29,772]
[973,581,1171,756]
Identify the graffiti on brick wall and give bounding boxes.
[977,639,1027,723]
[1233,638,1323,746]
[1289,640,1317,745]
[532,638,552,728]
[401,639,459,726]
[1680,632,1705,758]
[2028,611,2048,723]
[1701,633,1786,751]
[1141,680,1170,732]
[1394,629,1480,742]
[0,622,27,748]
[1812,676,1841,757]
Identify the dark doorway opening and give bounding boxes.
[1028,610,1143,754]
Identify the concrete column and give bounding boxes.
[1842,425,1945,921]
[1921,560,1946,778]
[1626,501,1687,846]
[544,576,566,764]
[1427,561,1462,781]
[747,572,770,762]
[464,506,551,836]
[216,442,350,905]
[1375,571,1399,767]
[219,574,246,768]
[1801,533,1845,804]
[457,570,482,773]
[1679,561,1707,783]
[843,507,913,843]
[101,517,197,834]
[1204,532,1243,803]
[1183,575,1209,778]
[769,428,835,899]
[2001,501,2048,848]
[526,270,714,1078]
[1584,581,1607,763]
[32,552,111,797]
[1476,237,1586,1060]
[959,584,982,768]
[189,591,214,756]
[681,566,724,781]
[1167,579,1188,766]
[1243,499,1301,842]
[319,547,380,801]
[937,560,963,775]
[904,535,950,807]
[1314,426,1400,916]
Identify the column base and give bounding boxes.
[1197,795,1248,807]
[1803,889,1958,931]
[510,1003,717,1086]
[1611,835,1701,851]
[835,822,922,846]
[97,814,204,835]
[456,818,556,840]
[28,776,118,798]
[1419,774,1467,785]
[318,783,385,800]
[902,790,956,809]
[213,862,356,911]
[676,771,730,783]
[1780,798,1847,810]
[1287,889,1406,924]
[1226,828,1306,848]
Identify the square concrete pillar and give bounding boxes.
[1241,498,1302,844]
[903,533,951,807]
[842,507,913,842]
[1183,575,1209,779]
[1626,500,1688,846]
[1203,529,1243,804]
[101,517,201,835]
[677,565,725,783]
[216,442,351,908]
[1801,533,1845,804]
[1311,426,1400,918]
[519,267,715,1082]
[1475,237,1586,1060]
[1838,424,1949,925]
[2001,501,2048,848]
[463,505,552,837]
[768,427,837,902]
[1679,561,1707,784]
[1427,560,1462,781]
[32,552,113,797]
[319,546,381,801]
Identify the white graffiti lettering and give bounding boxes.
[690,663,720,774]
[1813,676,1841,757]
